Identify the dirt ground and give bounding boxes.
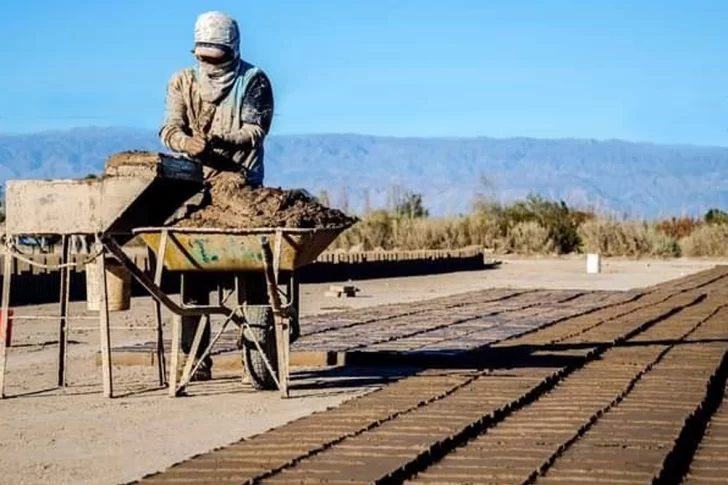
[0,257,722,485]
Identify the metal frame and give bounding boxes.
[102,230,296,398]
[0,227,300,400]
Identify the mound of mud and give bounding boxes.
[102,151,355,230]
[175,172,357,229]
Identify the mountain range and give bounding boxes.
[1,127,728,218]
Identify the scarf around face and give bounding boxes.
[197,57,241,104]
[194,11,242,103]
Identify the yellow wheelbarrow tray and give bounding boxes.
[133,226,349,272]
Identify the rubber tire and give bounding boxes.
[241,305,278,390]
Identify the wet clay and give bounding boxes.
[103,151,356,229]
[175,172,357,229]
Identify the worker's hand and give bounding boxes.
[181,135,207,158]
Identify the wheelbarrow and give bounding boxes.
[0,151,350,399]
[102,226,347,397]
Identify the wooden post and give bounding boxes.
[168,315,181,397]
[57,235,71,387]
[275,312,290,398]
[0,250,13,398]
[97,249,113,398]
[153,230,168,387]
[178,315,208,392]
[273,231,288,396]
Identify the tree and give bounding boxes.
[705,208,728,225]
[394,191,429,219]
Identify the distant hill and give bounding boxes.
[2,127,728,218]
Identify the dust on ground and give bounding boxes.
[175,171,357,229]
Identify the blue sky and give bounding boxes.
[0,0,726,145]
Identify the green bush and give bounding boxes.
[704,208,728,225]
[329,189,705,258]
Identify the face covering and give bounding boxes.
[193,11,241,103]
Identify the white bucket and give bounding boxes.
[86,258,131,312]
[586,253,601,274]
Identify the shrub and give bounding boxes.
[704,208,728,225]
[655,217,700,239]
[502,221,553,254]
[579,218,680,258]
[394,191,429,219]
[680,224,728,257]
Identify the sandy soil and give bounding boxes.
[0,257,722,485]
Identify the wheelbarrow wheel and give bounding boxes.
[241,305,278,390]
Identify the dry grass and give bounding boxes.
[680,224,728,257]
[332,195,728,258]
[578,219,681,258]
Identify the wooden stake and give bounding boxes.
[97,249,113,398]
[275,313,290,398]
[178,315,208,393]
[0,250,13,398]
[168,315,181,397]
[57,235,70,387]
[153,230,168,387]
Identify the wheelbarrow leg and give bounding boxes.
[274,312,290,398]
[178,315,208,393]
[152,230,169,387]
[168,315,181,397]
[260,236,289,398]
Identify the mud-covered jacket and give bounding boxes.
[160,61,274,185]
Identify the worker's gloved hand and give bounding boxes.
[180,135,207,158]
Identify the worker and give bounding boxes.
[160,11,274,381]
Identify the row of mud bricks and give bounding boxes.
[132,266,728,485]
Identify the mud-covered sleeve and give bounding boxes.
[241,72,274,134]
[159,72,191,152]
[215,72,274,149]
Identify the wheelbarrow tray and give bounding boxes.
[134,227,346,272]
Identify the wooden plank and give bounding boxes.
[57,236,70,387]
[178,315,207,391]
[153,231,168,387]
[97,252,113,398]
[0,251,12,398]
[168,315,181,397]
[96,350,335,370]
[274,313,289,398]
